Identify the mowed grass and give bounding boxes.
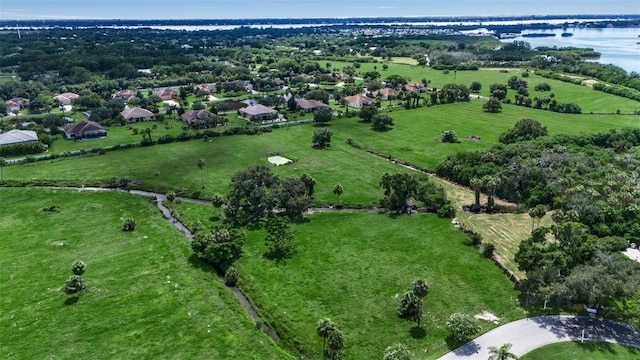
[6,123,408,205]
[329,62,640,113]
[520,341,640,360]
[332,101,640,171]
[432,177,552,279]
[45,114,244,155]
[233,211,526,359]
[0,188,291,359]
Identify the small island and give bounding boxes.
[561,32,574,37]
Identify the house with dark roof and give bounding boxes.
[404,82,427,93]
[181,110,220,127]
[121,107,155,123]
[238,104,279,122]
[0,130,39,146]
[372,88,399,101]
[62,121,107,140]
[112,90,137,101]
[344,94,374,108]
[54,92,80,106]
[299,99,330,112]
[194,84,216,94]
[156,88,179,101]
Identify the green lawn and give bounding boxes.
[328,62,640,113]
[5,123,409,204]
[331,102,640,171]
[176,207,527,359]
[521,341,640,360]
[46,114,244,155]
[0,187,291,359]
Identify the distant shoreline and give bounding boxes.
[1,14,638,28]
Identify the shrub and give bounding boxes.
[64,275,85,294]
[534,83,551,91]
[71,261,86,276]
[123,218,137,231]
[441,130,460,143]
[224,266,240,286]
[483,243,495,258]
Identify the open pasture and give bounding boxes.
[0,187,289,359]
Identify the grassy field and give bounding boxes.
[520,341,640,360]
[45,114,245,155]
[331,102,640,171]
[0,187,290,359]
[173,207,527,359]
[5,124,409,205]
[328,62,640,113]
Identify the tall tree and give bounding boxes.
[264,216,294,257]
[197,159,206,189]
[412,279,429,327]
[300,173,316,198]
[211,194,225,217]
[397,291,420,325]
[312,128,333,149]
[380,173,418,214]
[327,329,345,360]
[483,176,500,213]
[316,318,336,360]
[470,177,483,210]
[488,343,518,360]
[333,184,344,206]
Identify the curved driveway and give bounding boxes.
[437,316,640,359]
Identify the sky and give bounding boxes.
[1,0,639,20]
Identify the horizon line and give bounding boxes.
[4,14,640,22]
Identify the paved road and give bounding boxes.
[437,316,640,359]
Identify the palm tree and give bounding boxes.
[333,184,344,206]
[483,175,500,213]
[0,157,6,182]
[488,343,518,360]
[327,328,345,360]
[212,194,225,217]
[412,279,429,327]
[197,159,205,189]
[470,177,483,210]
[316,318,336,360]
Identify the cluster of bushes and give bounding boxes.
[437,125,640,240]
[592,82,640,102]
[0,141,46,157]
[431,64,479,71]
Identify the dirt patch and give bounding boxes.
[475,311,500,324]
[267,156,292,166]
[582,79,598,87]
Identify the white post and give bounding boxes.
[581,329,585,343]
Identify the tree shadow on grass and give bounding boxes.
[64,295,80,306]
[187,253,219,276]
[410,326,426,339]
[263,247,295,266]
[445,335,481,354]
